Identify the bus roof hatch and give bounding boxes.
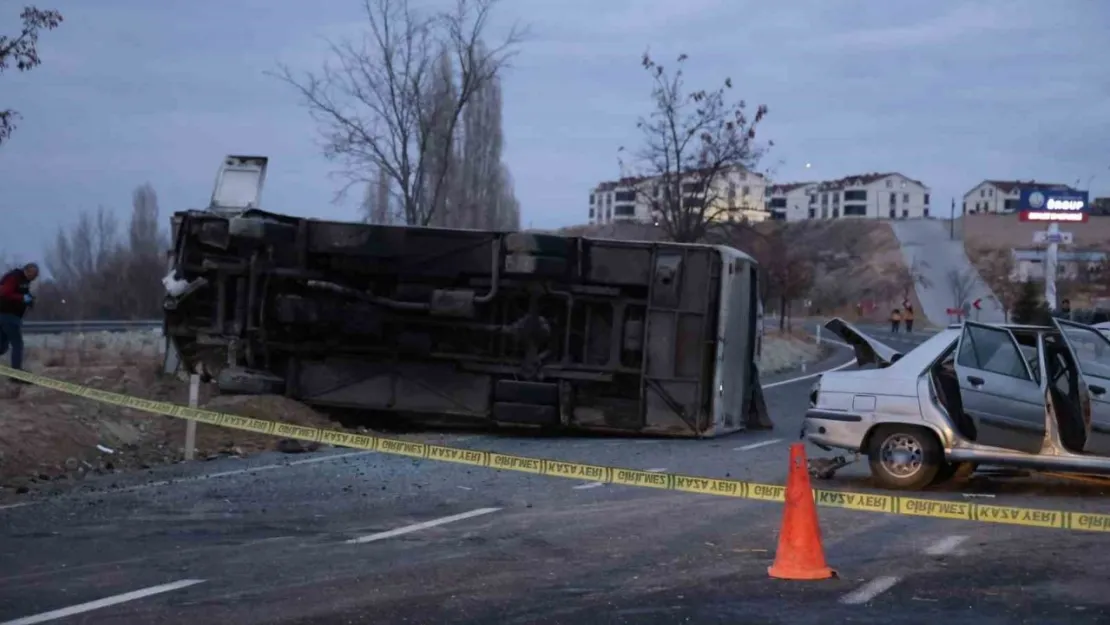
[210,155,268,215]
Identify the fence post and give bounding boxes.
[816,325,822,346]
[184,374,199,461]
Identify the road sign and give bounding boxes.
[946,307,963,316]
[973,298,982,311]
[1034,230,1074,245]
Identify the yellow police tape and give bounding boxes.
[3,363,1109,533]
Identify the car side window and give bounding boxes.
[957,325,1031,380]
[1059,325,1110,378]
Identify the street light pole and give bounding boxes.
[949,197,955,240]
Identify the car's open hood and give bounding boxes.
[824,318,903,369]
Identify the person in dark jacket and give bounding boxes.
[0,262,40,374]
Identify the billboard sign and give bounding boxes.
[1019,188,1090,223]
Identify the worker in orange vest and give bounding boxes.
[903,303,915,333]
[890,308,902,333]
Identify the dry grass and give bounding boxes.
[760,331,822,373]
[1,332,341,494]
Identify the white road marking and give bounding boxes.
[839,576,900,605]
[762,358,855,389]
[0,579,205,625]
[345,507,501,545]
[838,535,967,606]
[0,502,30,511]
[924,535,968,556]
[645,468,667,473]
[734,439,782,452]
[572,482,605,490]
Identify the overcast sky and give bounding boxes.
[2,0,1108,263]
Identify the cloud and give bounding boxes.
[1,0,1108,265]
[806,2,1041,52]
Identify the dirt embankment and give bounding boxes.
[761,330,824,373]
[0,331,820,496]
[0,332,343,495]
[961,213,1110,251]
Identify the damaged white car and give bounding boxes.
[804,317,1110,490]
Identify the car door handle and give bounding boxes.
[966,375,985,386]
[1091,384,1106,396]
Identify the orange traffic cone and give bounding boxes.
[768,442,837,580]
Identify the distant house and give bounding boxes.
[1092,197,1110,216]
[765,182,816,221]
[767,172,931,222]
[962,180,1080,215]
[587,166,769,225]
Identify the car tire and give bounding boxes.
[866,425,942,491]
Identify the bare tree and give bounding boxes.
[40,185,169,320]
[718,220,909,320]
[1,6,63,147]
[120,184,169,317]
[362,166,397,224]
[946,267,978,312]
[275,0,525,226]
[875,255,932,306]
[717,222,812,329]
[621,53,769,243]
[451,59,520,231]
[760,227,814,330]
[969,245,1020,320]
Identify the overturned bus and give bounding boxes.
[162,156,769,437]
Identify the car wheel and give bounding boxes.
[866,425,942,491]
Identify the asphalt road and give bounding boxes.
[1,326,1109,624]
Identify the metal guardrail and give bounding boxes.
[22,320,163,335]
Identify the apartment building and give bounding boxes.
[767,172,931,222]
[588,166,768,225]
[765,182,816,221]
[962,180,1079,215]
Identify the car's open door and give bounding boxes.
[952,321,1046,454]
[1051,319,1110,456]
[823,318,903,368]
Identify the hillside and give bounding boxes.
[960,213,1110,311]
[961,213,1110,250]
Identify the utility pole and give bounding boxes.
[1046,220,1060,311]
[949,197,955,240]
